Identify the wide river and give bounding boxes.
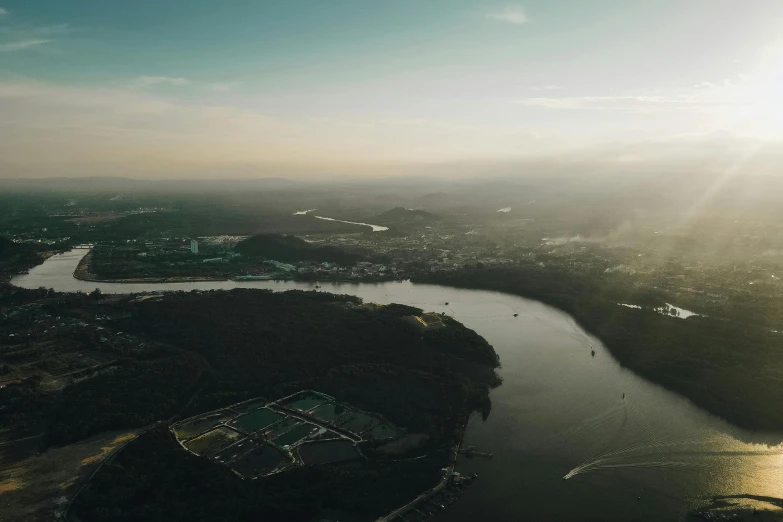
[12,250,783,520]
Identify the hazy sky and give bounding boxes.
[1,1,783,178]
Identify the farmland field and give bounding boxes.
[172,410,234,441]
[184,427,244,456]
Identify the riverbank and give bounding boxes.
[74,249,398,285]
[73,251,230,284]
[23,250,783,435]
[62,289,497,521]
[414,266,783,434]
[11,248,783,521]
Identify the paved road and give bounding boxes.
[375,442,460,522]
[268,404,363,443]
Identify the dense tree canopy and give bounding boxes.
[62,288,498,521]
[235,234,364,265]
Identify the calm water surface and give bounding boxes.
[12,250,783,521]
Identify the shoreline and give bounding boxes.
[73,251,234,284]
[10,248,783,522]
[413,268,783,435]
[20,248,783,434]
[73,250,400,285]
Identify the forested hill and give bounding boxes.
[0,237,58,281]
[235,233,364,264]
[376,207,439,226]
[67,289,499,522]
[117,289,499,423]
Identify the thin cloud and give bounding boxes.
[486,6,529,25]
[0,8,8,16]
[133,76,191,87]
[0,24,70,37]
[35,24,70,36]
[0,22,69,52]
[210,82,243,93]
[516,95,742,112]
[0,39,51,52]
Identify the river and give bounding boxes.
[12,250,783,520]
[292,209,389,232]
[312,215,389,232]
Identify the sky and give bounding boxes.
[1,0,783,179]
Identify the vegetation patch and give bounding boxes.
[172,410,234,441]
[366,423,401,441]
[335,412,381,434]
[235,233,364,265]
[63,289,498,522]
[183,426,244,457]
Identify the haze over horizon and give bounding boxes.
[2,0,783,179]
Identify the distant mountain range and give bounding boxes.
[0,177,299,193]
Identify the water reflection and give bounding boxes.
[11,250,783,521]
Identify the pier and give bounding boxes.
[375,441,490,521]
[375,443,460,522]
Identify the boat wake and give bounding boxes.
[563,435,783,480]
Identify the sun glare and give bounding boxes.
[743,43,783,136]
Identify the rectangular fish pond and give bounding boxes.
[171,390,402,479]
[229,408,284,434]
[171,410,235,441]
[231,444,292,479]
[298,440,362,465]
[273,423,318,447]
[184,426,244,457]
[278,390,334,412]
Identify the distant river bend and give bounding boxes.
[293,209,389,232]
[11,250,783,521]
